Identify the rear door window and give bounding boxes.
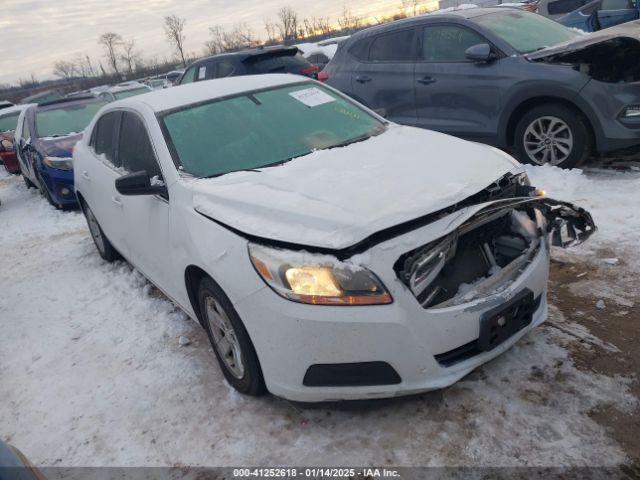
[601,0,633,8]
[348,38,372,60]
[91,111,120,166]
[118,112,162,178]
[421,25,487,62]
[369,29,416,62]
[216,61,236,77]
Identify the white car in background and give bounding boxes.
[73,74,594,402]
[98,82,152,102]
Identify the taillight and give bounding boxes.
[317,71,329,82]
[301,65,320,78]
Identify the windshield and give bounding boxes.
[36,101,106,138]
[475,10,580,54]
[0,112,20,133]
[161,83,386,178]
[113,87,150,100]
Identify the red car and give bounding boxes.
[0,106,27,174]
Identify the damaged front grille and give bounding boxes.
[395,203,543,309]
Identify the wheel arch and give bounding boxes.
[184,264,213,327]
[502,95,600,149]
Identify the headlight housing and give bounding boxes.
[248,244,392,306]
[622,105,640,118]
[1,139,14,151]
[43,156,73,170]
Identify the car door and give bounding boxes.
[414,23,504,140]
[81,111,127,253]
[16,113,37,184]
[350,28,417,124]
[116,111,172,293]
[596,0,639,28]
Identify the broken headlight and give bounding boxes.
[248,244,392,306]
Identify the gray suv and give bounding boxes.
[323,8,640,168]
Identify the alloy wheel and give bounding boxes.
[204,296,245,379]
[523,116,574,166]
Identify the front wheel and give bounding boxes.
[514,104,592,169]
[81,201,120,262]
[198,277,265,396]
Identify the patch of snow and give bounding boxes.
[595,299,606,309]
[178,335,191,346]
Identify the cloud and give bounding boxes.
[0,0,400,85]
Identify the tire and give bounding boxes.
[80,200,121,262]
[198,277,266,396]
[23,175,35,189]
[514,104,592,169]
[34,170,57,208]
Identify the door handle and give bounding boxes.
[355,75,372,84]
[111,196,123,207]
[417,76,437,85]
[81,171,90,180]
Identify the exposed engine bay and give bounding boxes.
[533,36,640,83]
[396,198,596,309]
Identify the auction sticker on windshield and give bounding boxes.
[289,87,335,108]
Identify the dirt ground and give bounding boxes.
[548,250,640,466]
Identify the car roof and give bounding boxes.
[111,74,307,113]
[348,7,513,39]
[36,96,104,111]
[105,82,149,93]
[190,46,299,65]
[0,104,31,117]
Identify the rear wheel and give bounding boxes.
[198,277,265,396]
[514,104,592,169]
[81,200,120,262]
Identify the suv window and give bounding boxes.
[118,112,162,178]
[180,66,197,85]
[422,25,487,62]
[216,61,235,78]
[547,0,588,14]
[91,111,119,166]
[369,29,416,62]
[248,54,310,74]
[601,0,633,8]
[348,38,371,60]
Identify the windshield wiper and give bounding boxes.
[204,168,262,178]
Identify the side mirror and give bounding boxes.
[115,170,168,197]
[465,43,494,63]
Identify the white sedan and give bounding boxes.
[73,74,595,402]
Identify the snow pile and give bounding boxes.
[525,164,640,269]
[294,42,339,60]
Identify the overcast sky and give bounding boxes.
[0,0,402,85]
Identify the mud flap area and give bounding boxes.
[538,198,597,247]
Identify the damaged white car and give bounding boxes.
[73,75,595,401]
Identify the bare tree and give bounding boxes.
[337,6,362,32]
[277,6,298,42]
[264,20,279,44]
[52,60,77,80]
[121,38,139,75]
[401,0,423,16]
[98,32,123,77]
[163,15,187,67]
[205,25,225,55]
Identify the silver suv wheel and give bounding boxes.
[523,116,574,166]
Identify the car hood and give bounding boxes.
[189,125,520,250]
[38,133,82,157]
[525,20,640,60]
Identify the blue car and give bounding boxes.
[15,96,106,208]
[557,0,639,31]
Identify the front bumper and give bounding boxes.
[581,79,640,152]
[235,241,550,402]
[39,165,77,206]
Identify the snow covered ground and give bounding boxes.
[0,162,638,467]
